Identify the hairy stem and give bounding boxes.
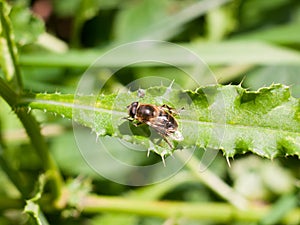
[0,78,63,201]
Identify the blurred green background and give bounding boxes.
[0,0,300,224]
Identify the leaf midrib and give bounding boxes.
[24,97,300,137]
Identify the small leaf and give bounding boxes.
[23,174,49,225]
[9,2,45,46]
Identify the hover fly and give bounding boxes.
[126,102,183,148]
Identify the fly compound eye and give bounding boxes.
[128,102,139,118]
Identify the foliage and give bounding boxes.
[20,84,300,159]
[0,0,300,225]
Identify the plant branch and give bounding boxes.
[0,77,63,201]
[79,195,300,224]
[176,150,249,209]
[0,1,23,92]
[0,150,30,197]
[0,1,63,202]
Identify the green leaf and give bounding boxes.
[186,41,300,65]
[9,2,45,46]
[234,22,300,44]
[19,41,300,68]
[20,84,300,159]
[237,0,294,30]
[113,0,231,42]
[113,0,170,41]
[243,65,300,98]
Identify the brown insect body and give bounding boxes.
[127,102,183,148]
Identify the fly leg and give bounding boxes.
[123,116,143,127]
[163,136,174,149]
[155,131,174,149]
[161,104,184,116]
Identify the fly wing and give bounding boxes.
[146,116,183,141]
[169,130,184,141]
[145,116,168,135]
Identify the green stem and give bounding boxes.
[79,195,300,224]
[0,151,29,197]
[0,78,63,201]
[0,1,23,92]
[0,2,63,200]
[176,151,249,209]
[16,109,63,199]
[0,197,23,211]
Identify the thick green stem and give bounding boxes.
[0,1,63,201]
[79,195,300,224]
[0,78,63,201]
[0,152,29,197]
[0,1,23,92]
[16,109,63,198]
